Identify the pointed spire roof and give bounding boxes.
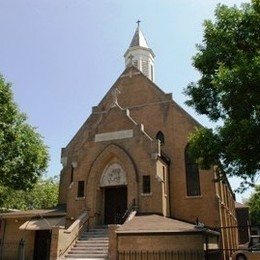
[124,21,155,82]
[129,21,149,49]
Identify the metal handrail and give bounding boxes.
[59,212,99,257]
[122,199,137,223]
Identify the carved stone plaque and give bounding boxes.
[100,163,127,187]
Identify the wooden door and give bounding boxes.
[33,230,51,260]
[104,186,127,224]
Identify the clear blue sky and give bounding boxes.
[0,0,252,201]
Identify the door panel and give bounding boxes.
[104,186,127,224]
[33,230,51,260]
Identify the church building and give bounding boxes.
[0,23,239,260]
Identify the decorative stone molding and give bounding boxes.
[100,163,127,187]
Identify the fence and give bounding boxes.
[0,239,25,260]
[118,250,204,260]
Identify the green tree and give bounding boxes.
[0,176,59,211]
[0,75,49,190]
[246,185,260,226]
[184,0,260,190]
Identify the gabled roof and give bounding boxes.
[63,65,202,152]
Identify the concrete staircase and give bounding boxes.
[64,226,109,259]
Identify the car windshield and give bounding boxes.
[250,243,260,252]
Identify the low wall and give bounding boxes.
[118,250,204,260]
[117,232,204,251]
[50,211,88,259]
[115,232,206,260]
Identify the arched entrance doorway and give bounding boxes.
[104,185,127,224]
[100,163,128,224]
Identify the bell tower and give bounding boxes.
[124,21,155,82]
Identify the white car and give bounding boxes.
[232,243,260,260]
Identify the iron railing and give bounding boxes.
[120,199,137,224]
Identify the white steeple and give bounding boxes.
[124,21,155,82]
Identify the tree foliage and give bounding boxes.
[184,0,260,190]
[0,176,59,211]
[0,75,49,190]
[246,185,260,226]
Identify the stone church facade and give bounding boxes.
[57,24,238,259]
[0,24,239,260]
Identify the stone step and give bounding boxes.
[81,234,108,238]
[72,248,108,252]
[80,234,108,238]
[66,252,108,258]
[75,243,108,248]
[74,243,108,247]
[73,243,108,249]
[79,234,108,238]
[71,244,108,249]
[65,258,107,260]
[83,229,108,232]
[82,231,108,236]
[81,232,108,236]
[63,226,109,259]
[65,259,107,260]
[77,241,108,245]
[76,239,108,243]
[70,246,108,250]
[72,247,108,251]
[79,232,108,236]
[78,239,108,242]
[65,254,108,258]
[69,250,108,254]
[73,246,108,250]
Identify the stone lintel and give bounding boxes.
[95,129,133,142]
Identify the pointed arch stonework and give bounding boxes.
[100,163,127,187]
[86,144,138,225]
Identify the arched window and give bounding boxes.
[156,131,165,145]
[185,145,201,196]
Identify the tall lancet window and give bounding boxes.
[156,131,165,145]
[185,145,201,196]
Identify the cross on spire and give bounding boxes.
[124,20,155,82]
